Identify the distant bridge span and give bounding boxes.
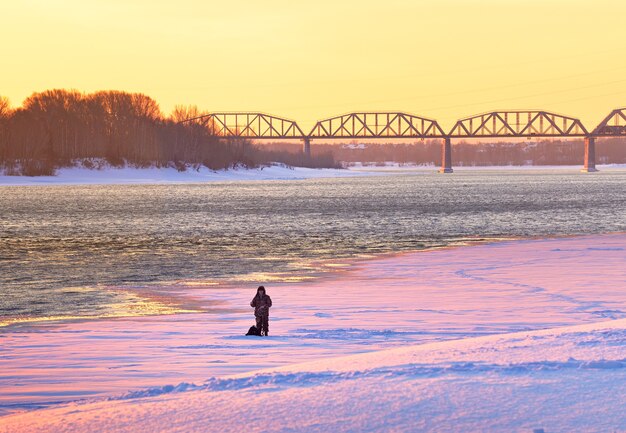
[448,111,588,138]
[179,112,306,139]
[308,112,445,139]
[444,110,590,173]
[180,108,626,173]
[307,112,446,156]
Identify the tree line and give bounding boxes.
[0,90,337,175]
[1,90,623,175]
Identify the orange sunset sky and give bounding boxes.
[1,0,625,131]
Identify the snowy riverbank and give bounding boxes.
[5,319,626,433]
[1,234,625,432]
[0,164,381,186]
[349,162,626,171]
[1,163,625,186]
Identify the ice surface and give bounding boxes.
[3,319,626,432]
[1,234,625,432]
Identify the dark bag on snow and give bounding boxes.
[246,325,261,336]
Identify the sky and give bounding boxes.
[1,0,625,131]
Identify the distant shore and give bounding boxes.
[0,163,382,186]
[1,162,625,186]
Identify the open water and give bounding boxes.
[1,169,625,325]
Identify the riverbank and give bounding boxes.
[0,163,380,186]
[1,163,625,186]
[1,234,625,431]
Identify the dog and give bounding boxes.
[246,325,261,336]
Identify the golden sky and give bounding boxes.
[2,0,625,131]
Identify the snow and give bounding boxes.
[4,321,626,432]
[1,234,626,432]
[1,163,624,186]
[0,163,388,186]
[348,162,626,172]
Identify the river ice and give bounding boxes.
[1,234,625,432]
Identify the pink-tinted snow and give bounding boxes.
[1,234,625,432]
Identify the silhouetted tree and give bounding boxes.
[0,96,11,162]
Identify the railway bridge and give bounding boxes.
[180,107,626,173]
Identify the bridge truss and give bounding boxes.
[443,110,590,173]
[308,112,445,139]
[179,112,306,139]
[449,110,588,138]
[593,108,626,136]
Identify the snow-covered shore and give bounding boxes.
[349,162,626,171]
[4,319,626,433]
[1,234,625,432]
[0,164,381,186]
[1,163,625,186]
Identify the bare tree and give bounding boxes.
[0,89,340,174]
[0,96,11,118]
[170,105,206,123]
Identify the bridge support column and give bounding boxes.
[439,137,453,173]
[302,137,311,158]
[581,136,598,172]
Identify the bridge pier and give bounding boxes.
[439,137,453,173]
[302,137,311,158]
[581,136,598,172]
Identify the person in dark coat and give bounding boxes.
[250,286,272,336]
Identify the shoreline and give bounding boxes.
[0,164,387,186]
[0,233,584,331]
[0,234,506,331]
[2,232,624,333]
[1,163,625,186]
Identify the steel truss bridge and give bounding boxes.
[180,108,626,173]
